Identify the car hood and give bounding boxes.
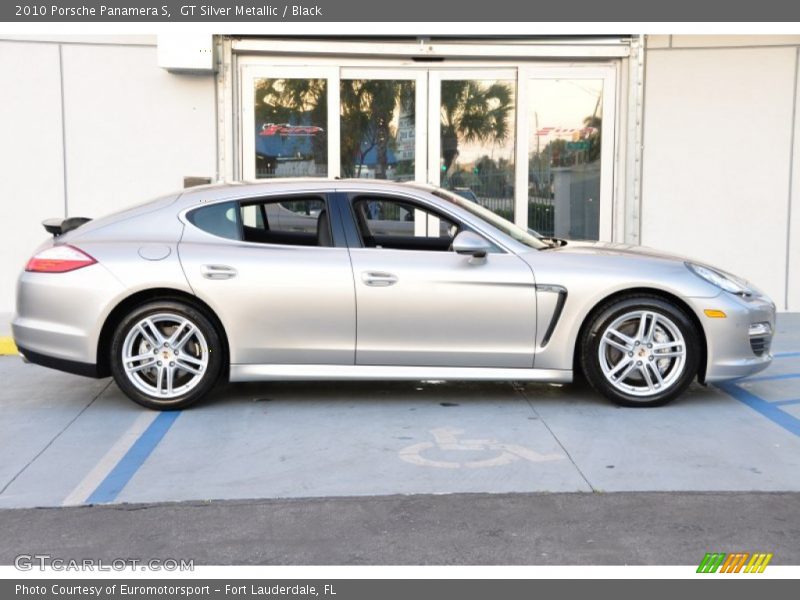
[547,240,767,297]
[550,240,695,262]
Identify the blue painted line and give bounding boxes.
[742,373,800,383]
[774,351,800,358]
[86,411,181,504]
[716,383,800,438]
[772,399,800,407]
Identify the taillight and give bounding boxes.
[25,245,97,273]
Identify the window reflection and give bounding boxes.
[340,80,415,181]
[440,79,516,220]
[253,78,328,178]
[528,79,603,240]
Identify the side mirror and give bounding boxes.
[452,231,491,259]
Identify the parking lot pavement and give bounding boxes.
[0,314,799,510]
[0,358,112,505]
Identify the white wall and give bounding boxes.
[0,36,216,317]
[60,44,216,217]
[790,57,800,312]
[642,37,800,310]
[0,42,66,322]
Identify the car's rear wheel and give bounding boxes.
[580,295,700,407]
[110,301,223,410]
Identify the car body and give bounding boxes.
[12,179,776,409]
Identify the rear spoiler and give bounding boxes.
[42,217,92,237]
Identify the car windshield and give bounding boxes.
[420,185,550,250]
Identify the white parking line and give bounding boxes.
[61,411,159,506]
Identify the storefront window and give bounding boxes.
[340,79,415,181]
[439,79,516,221]
[528,79,603,239]
[253,78,328,178]
[245,71,609,239]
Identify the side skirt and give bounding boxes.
[229,364,573,383]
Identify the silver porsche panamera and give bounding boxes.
[12,180,776,410]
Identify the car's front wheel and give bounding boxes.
[110,301,223,410]
[580,295,701,407]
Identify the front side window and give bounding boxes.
[352,196,458,252]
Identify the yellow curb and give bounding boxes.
[0,337,18,355]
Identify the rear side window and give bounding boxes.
[240,196,330,247]
[187,201,240,240]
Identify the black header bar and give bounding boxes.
[3,0,800,22]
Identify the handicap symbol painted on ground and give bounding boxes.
[398,426,564,469]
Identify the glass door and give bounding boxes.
[339,69,428,183]
[241,65,339,181]
[428,70,519,222]
[519,67,617,240]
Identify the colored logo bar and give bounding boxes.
[697,552,773,573]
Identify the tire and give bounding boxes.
[110,300,224,410]
[579,295,700,407]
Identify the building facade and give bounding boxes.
[1,34,798,319]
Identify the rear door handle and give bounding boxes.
[201,264,237,280]
[361,271,398,287]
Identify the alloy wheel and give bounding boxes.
[121,312,210,399]
[597,310,687,397]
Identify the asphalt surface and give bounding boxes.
[1,491,799,565]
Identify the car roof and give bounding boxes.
[176,178,434,205]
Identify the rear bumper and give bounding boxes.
[16,345,101,378]
[12,264,124,367]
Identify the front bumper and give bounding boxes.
[694,291,776,382]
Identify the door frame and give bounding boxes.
[237,58,618,241]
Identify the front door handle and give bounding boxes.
[361,271,398,287]
[201,264,237,280]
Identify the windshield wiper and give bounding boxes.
[540,237,566,249]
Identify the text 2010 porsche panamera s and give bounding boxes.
[13,180,776,410]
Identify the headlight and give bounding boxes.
[685,262,751,295]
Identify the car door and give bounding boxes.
[340,192,537,368]
[178,192,356,366]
